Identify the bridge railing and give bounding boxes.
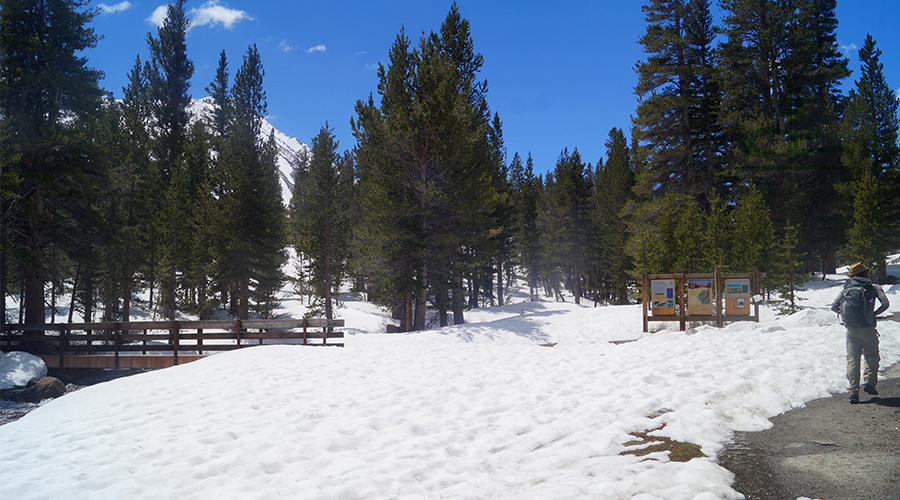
[1,318,345,368]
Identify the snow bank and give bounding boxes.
[0,352,47,390]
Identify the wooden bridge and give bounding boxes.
[1,318,344,369]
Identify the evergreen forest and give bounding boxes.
[2,0,898,331]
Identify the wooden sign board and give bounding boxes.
[725,278,751,316]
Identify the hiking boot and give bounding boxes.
[849,392,860,404]
[863,384,878,395]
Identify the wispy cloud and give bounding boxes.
[147,1,253,29]
[307,45,327,54]
[191,1,253,29]
[365,63,379,71]
[279,40,297,52]
[98,1,132,14]
[840,43,858,56]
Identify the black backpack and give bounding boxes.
[840,281,875,328]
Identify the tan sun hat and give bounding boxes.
[848,262,869,277]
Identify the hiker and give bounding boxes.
[830,262,890,404]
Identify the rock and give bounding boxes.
[20,377,67,403]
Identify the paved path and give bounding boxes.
[720,363,900,500]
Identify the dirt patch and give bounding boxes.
[621,424,706,462]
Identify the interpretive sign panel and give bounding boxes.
[651,279,676,316]
[725,278,751,316]
[687,279,713,316]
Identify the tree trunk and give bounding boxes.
[452,273,465,325]
[405,291,413,332]
[324,258,333,323]
[414,264,426,331]
[496,257,504,306]
[24,190,45,326]
[436,284,448,328]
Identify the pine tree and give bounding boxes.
[845,169,882,279]
[0,0,104,325]
[147,0,193,183]
[718,0,848,271]
[118,55,158,320]
[511,153,542,301]
[772,221,808,314]
[592,128,635,304]
[841,35,900,279]
[729,184,774,275]
[146,0,194,319]
[352,4,502,330]
[633,0,720,204]
[291,124,352,322]
[205,50,231,141]
[218,45,287,320]
[546,148,593,304]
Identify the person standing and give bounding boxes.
[831,262,890,404]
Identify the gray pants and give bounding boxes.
[846,327,880,393]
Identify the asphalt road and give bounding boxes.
[720,362,900,500]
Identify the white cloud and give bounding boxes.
[147,5,168,27]
[279,40,297,52]
[191,1,253,29]
[98,1,132,14]
[148,1,252,29]
[841,43,858,56]
[307,45,326,54]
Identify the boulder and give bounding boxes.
[20,377,67,403]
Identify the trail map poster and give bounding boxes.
[687,279,713,316]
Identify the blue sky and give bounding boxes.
[86,0,899,175]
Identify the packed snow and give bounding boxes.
[1,264,898,499]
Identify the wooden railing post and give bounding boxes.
[59,326,67,368]
[641,269,649,333]
[114,323,120,369]
[715,267,723,328]
[173,321,180,365]
[235,319,242,348]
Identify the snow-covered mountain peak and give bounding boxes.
[189,97,310,205]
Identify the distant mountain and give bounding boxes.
[189,97,310,205]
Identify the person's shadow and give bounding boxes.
[862,396,900,407]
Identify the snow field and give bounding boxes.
[0,276,898,499]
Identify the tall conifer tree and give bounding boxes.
[218,45,286,320]
[353,3,502,330]
[842,35,899,279]
[291,124,352,322]
[146,0,194,319]
[0,0,104,325]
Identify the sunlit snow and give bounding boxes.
[1,259,898,499]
